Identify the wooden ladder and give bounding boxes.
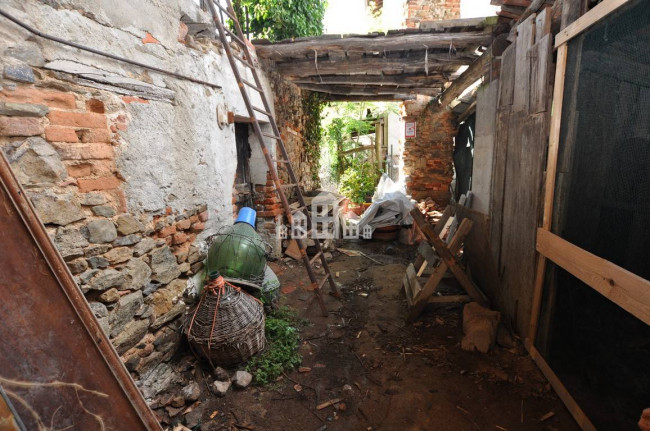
[207,0,339,315]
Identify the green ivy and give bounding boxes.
[232,0,326,42]
[302,92,323,186]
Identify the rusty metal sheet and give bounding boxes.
[0,152,162,431]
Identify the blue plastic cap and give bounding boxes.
[235,207,257,228]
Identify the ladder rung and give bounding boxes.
[292,206,307,214]
[271,158,289,164]
[221,27,246,46]
[316,275,330,291]
[232,52,255,69]
[252,106,272,117]
[309,251,323,266]
[215,1,237,21]
[241,78,262,92]
[263,133,282,140]
[281,183,298,189]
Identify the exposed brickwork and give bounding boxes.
[403,98,456,203]
[0,79,208,388]
[406,0,461,29]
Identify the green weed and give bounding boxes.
[246,307,303,385]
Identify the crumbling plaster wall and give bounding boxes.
[0,0,277,401]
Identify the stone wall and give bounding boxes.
[406,0,461,28]
[0,0,275,403]
[266,62,320,192]
[403,97,456,203]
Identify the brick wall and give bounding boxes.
[0,78,208,390]
[403,98,456,203]
[406,0,461,28]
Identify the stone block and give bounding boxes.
[88,268,124,291]
[123,258,152,290]
[0,101,48,117]
[113,319,150,354]
[45,126,78,142]
[116,214,144,235]
[110,290,144,337]
[92,205,116,217]
[87,219,117,243]
[104,246,132,264]
[150,246,181,284]
[3,64,35,83]
[4,137,67,185]
[30,190,84,226]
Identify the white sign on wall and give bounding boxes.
[405,121,416,138]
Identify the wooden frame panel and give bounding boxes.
[555,0,631,47]
[526,0,649,429]
[536,229,650,325]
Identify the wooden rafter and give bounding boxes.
[255,32,492,60]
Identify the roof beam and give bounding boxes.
[275,51,476,78]
[298,83,442,97]
[292,72,445,87]
[255,32,491,60]
[436,46,492,108]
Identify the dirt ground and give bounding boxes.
[172,239,580,431]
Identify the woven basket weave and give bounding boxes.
[185,280,266,367]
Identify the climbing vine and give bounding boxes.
[302,91,323,186]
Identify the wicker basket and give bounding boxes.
[185,276,266,367]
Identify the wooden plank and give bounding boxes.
[403,263,416,306]
[528,345,597,430]
[294,73,445,87]
[542,43,568,230]
[434,205,455,236]
[456,206,501,305]
[407,219,473,323]
[412,209,488,306]
[556,0,630,47]
[528,43,568,344]
[512,13,536,113]
[429,295,471,303]
[536,229,650,325]
[498,42,516,108]
[535,6,552,42]
[490,108,510,264]
[498,112,547,335]
[530,34,553,114]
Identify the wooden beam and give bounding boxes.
[528,44,568,344]
[527,345,597,431]
[436,46,492,108]
[275,52,477,78]
[255,32,492,60]
[419,16,491,30]
[321,94,416,102]
[515,0,547,25]
[555,0,631,47]
[293,73,445,87]
[536,229,650,325]
[296,83,442,97]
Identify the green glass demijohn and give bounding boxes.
[205,208,267,283]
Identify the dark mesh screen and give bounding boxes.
[537,0,650,428]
